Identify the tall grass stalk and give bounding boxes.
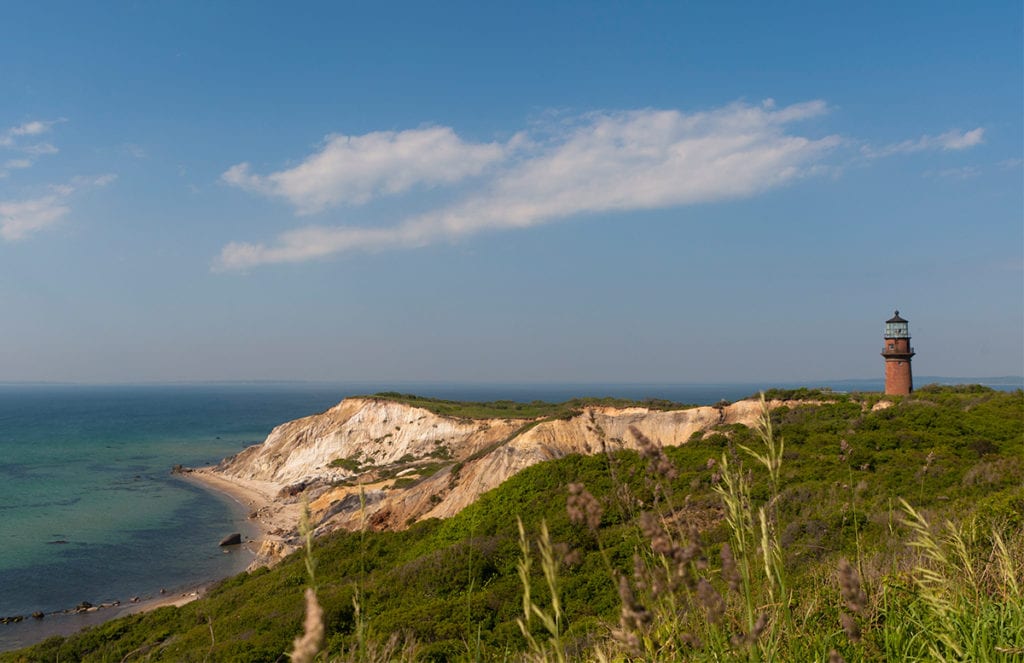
[291,502,324,663]
[884,498,1024,661]
[464,505,482,662]
[708,395,791,653]
[353,484,368,660]
[712,451,758,641]
[516,517,567,663]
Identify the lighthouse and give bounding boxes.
[881,311,915,395]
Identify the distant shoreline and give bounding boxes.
[1,376,1020,390]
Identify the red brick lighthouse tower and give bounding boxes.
[882,311,915,395]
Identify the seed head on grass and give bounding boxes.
[290,502,324,663]
[837,558,867,613]
[839,612,861,643]
[566,482,602,533]
[290,588,324,663]
[730,611,768,647]
[613,574,650,655]
[720,543,741,594]
[624,551,644,588]
[696,578,725,625]
[922,450,936,474]
[639,511,672,558]
[630,426,678,480]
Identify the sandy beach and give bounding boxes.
[181,468,301,553]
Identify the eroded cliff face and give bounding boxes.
[213,396,785,539]
[217,398,523,485]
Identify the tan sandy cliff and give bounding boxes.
[199,396,793,566]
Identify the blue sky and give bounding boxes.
[1,1,1021,384]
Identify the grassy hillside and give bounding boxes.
[4,386,1021,662]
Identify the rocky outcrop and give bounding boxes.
[218,533,242,546]
[212,396,788,541]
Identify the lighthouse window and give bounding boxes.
[888,343,894,350]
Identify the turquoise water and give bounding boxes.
[0,384,352,624]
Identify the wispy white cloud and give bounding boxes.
[0,196,70,240]
[20,142,59,156]
[0,174,116,241]
[0,119,117,240]
[222,126,507,214]
[217,101,839,270]
[0,119,62,177]
[9,120,52,137]
[862,127,985,158]
[0,158,34,179]
[0,119,60,147]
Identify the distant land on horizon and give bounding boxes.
[0,377,1020,409]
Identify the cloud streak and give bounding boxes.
[861,127,984,159]
[217,101,842,270]
[222,127,507,214]
[1,174,116,241]
[0,120,52,147]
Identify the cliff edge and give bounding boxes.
[207,395,792,564]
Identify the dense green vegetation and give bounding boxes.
[4,386,1021,662]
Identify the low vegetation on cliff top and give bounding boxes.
[4,385,1021,662]
[363,392,693,420]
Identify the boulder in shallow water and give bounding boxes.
[219,532,242,546]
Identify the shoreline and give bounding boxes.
[179,467,301,555]
[0,581,213,647]
[0,469,288,654]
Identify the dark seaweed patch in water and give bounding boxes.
[98,473,164,494]
[0,464,28,478]
[0,464,53,481]
[0,496,81,511]
[84,464,155,481]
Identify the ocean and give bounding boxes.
[0,383,354,650]
[1,378,1018,651]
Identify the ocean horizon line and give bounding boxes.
[1,376,1021,388]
